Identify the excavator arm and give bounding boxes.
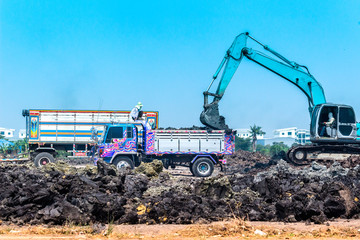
[200,32,326,130]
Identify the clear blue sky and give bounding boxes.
[1,0,360,136]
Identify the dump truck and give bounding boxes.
[96,121,235,177]
[18,109,158,166]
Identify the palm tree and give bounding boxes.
[249,125,266,152]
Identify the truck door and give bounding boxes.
[104,125,137,152]
[338,106,357,140]
[124,125,137,151]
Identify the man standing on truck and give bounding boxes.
[130,102,143,120]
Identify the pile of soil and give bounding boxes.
[58,156,94,166]
[225,150,276,173]
[1,155,360,226]
[158,126,207,130]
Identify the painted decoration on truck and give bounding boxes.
[224,133,235,154]
[30,116,39,140]
[145,130,155,153]
[100,127,137,157]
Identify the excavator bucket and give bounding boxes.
[200,101,229,130]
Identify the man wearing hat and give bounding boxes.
[130,102,143,121]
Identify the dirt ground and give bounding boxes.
[3,153,360,239]
[1,219,360,239]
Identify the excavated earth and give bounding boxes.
[1,150,360,226]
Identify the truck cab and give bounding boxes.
[98,123,143,168]
[310,103,359,143]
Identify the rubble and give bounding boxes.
[1,152,360,225]
[135,160,163,178]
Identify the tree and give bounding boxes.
[249,125,266,152]
[235,135,251,151]
[270,142,289,156]
[256,144,271,156]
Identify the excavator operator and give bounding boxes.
[320,112,336,137]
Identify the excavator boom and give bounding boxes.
[201,33,326,130]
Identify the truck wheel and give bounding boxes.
[113,157,134,170]
[189,163,195,176]
[34,152,55,167]
[192,158,214,177]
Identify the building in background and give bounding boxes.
[234,128,265,145]
[0,128,26,140]
[295,129,311,145]
[273,127,297,138]
[264,127,310,146]
[235,128,265,139]
[0,127,15,139]
[235,127,310,147]
[18,129,26,139]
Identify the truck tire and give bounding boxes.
[34,152,55,167]
[113,156,134,170]
[189,163,195,176]
[191,158,214,177]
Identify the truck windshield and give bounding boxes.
[105,127,124,143]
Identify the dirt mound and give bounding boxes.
[1,158,360,225]
[343,155,360,168]
[135,160,163,177]
[226,150,275,174]
[58,156,94,166]
[159,126,207,130]
[230,160,360,223]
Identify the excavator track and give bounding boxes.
[286,144,360,167]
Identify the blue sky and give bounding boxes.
[1,0,360,136]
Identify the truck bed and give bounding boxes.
[24,109,158,143]
[145,130,234,155]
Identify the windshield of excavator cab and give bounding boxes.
[310,105,321,136]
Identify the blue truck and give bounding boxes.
[96,122,235,177]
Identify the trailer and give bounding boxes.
[21,109,159,166]
[97,122,235,177]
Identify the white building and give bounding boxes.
[234,128,265,139]
[295,129,311,145]
[274,127,297,138]
[18,129,26,139]
[264,127,310,146]
[0,127,15,138]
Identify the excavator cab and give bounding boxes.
[310,103,358,143]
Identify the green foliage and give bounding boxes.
[256,142,289,157]
[269,142,289,156]
[0,144,9,154]
[256,144,270,156]
[235,136,251,151]
[12,139,28,153]
[57,150,71,158]
[249,124,266,140]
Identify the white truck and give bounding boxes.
[20,109,159,166]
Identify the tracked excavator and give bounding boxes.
[200,32,360,165]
